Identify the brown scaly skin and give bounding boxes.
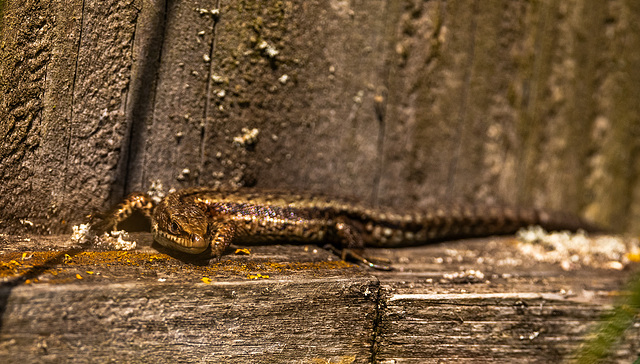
[91,187,597,270]
[89,192,154,232]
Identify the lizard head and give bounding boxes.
[152,193,210,254]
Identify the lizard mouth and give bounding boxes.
[152,225,208,254]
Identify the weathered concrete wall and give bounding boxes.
[1,0,639,234]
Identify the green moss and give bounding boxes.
[573,272,640,363]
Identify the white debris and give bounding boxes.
[71,223,92,245]
[147,180,167,204]
[442,269,486,283]
[95,230,137,251]
[516,226,639,270]
[176,168,191,181]
[257,40,279,58]
[211,74,227,84]
[20,219,34,227]
[195,7,219,17]
[233,128,259,148]
[71,224,136,251]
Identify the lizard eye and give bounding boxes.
[168,221,180,234]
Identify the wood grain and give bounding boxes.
[0,233,638,362]
[2,1,640,235]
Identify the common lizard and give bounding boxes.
[90,187,594,270]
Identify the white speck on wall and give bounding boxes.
[257,40,279,58]
[233,128,260,148]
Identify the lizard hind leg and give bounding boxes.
[332,218,392,271]
[90,192,155,233]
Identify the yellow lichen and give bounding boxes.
[247,273,270,280]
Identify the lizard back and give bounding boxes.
[152,188,595,249]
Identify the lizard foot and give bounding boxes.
[323,244,393,271]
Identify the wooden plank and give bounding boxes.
[139,0,219,190]
[0,233,638,362]
[117,0,167,197]
[370,238,640,363]
[32,0,85,232]
[195,0,389,197]
[1,277,377,363]
[0,0,83,233]
[0,0,140,234]
[378,0,640,234]
[2,0,640,235]
[0,234,378,363]
[60,0,140,216]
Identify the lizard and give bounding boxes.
[89,187,595,270]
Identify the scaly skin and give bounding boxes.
[91,187,594,269]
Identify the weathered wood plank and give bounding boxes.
[3,0,640,235]
[190,0,389,196]
[377,0,640,234]
[0,234,378,363]
[0,0,82,233]
[0,0,140,233]
[116,0,167,199]
[0,233,638,362]
[371,239,640,363]
[139,0,218,190]
[1,278,377,363]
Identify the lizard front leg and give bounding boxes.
[209,221,238,260]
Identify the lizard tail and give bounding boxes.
[362,204,601,248]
